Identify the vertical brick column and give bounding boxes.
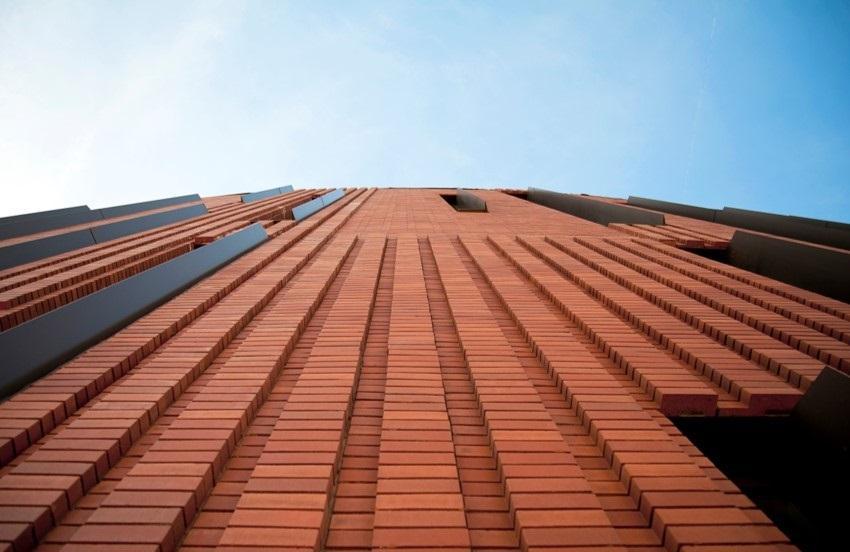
[0,200,372,549]
[484,235,721,416]
[429,237,622,551]
[218,237,384,551]
[0,189,370,470]
[372,237,470,550]
[532,236,803,413]
[460,235,791,551]
[63,237,358,551]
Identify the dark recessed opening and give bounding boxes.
[501,190,528,200]
[441,193,460,208]
[441,193,487,212]
[685,247,730,263]
[673,414,848,551]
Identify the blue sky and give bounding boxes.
[1,1,849,221]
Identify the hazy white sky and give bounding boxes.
[1,1,849,220]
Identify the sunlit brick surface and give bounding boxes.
[2,188,844,551]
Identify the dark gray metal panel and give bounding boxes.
[727,207,850,230]
[792,367,850,454]
[527,188,665,225]
[0,223,268,399]
[96,194,202,219]
[292,189,344,221]
[0,204,204,271]
[0,195,203,240]
[0,229,97,271]
[625,198,850,250]
[626,196,718,222]
[785,213,850,232]
[455,189,487,212]
[825,220,850,233]
[727,231,850,302]
[90,204,208,244]
[718,208,850,250]
[241,185,295,204]
[0,205,91,226]
[0,208,102,240]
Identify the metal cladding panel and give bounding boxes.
[728,230,850,302]
[0,208,102,240]
[455,189,487,211]
[792,367,850,454]
[788,215,850,233]
[0,229,97,271]
[0,195,203,241]
[0,223,268,398]
[0,205,208,271]
[825,220,850,232]
[241,187,280,203]
[241,185,295,203]
[291,197,324,220]
[718,208,850,251]
[626,196,718,222]
[0,205,90,226]
[91,203,208,243]
[292,189,344,221]
[320,188,345,206]
[625,198,850,250]
[96,194,202,219]
[528,188,665,225]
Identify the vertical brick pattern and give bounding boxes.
[429,238,622,550]
[605,238,850,346]
[458,236,791,550]
[487,235,722,417]
[0,197,374,549]
[0,189,370,467]
[217,237,384,550]
[545,236,816,403]
[511,237,800,414]
[372,238,470,550]
[420,239,520,551]
[324,239,396,550]
[573,237,849,377]
[0,188,836,552]
[62,236,359,551]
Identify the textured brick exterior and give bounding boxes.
[1,187,844,551]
